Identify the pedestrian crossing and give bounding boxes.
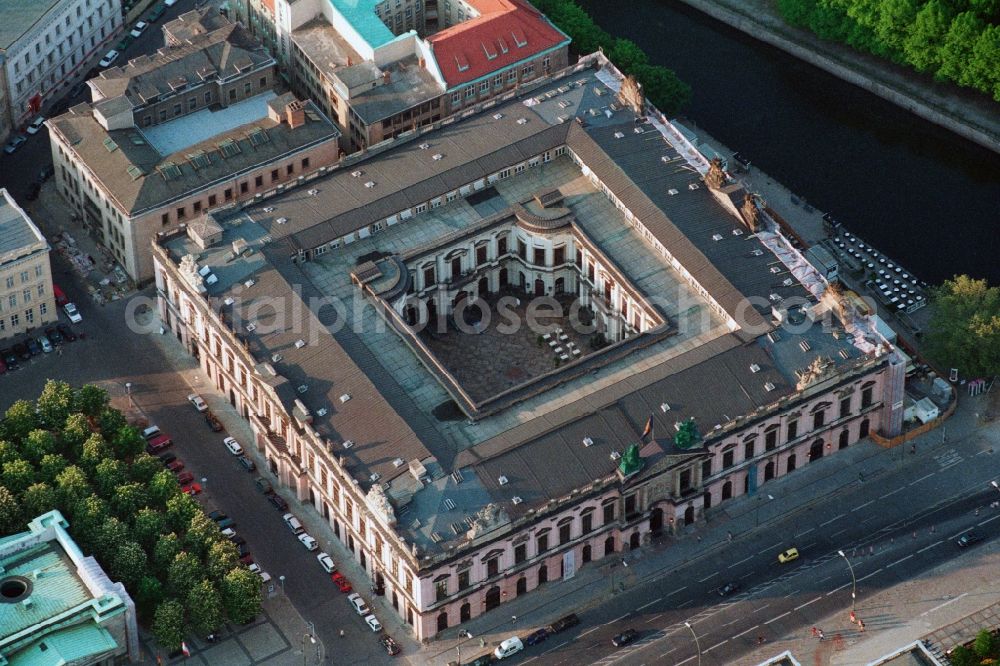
[934,448,962,471]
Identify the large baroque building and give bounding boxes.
[0,0,123,137]
[233,0,569,149]
[0,188,57,342]
[153,54,905,641]
[46,15,342,282]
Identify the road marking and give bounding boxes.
[917,541,943,553]
[733,625,759,639]
[921,593,969,616]
[978,514,1000,527]
[644,613,663,624]
[830,528,849,539]
[667,586,688,596]
[858,568,883,582]
[722,617,741,627]
[794,595,822,611]
[678,599,693,608]
[705,639,728,652]
[976,450,992,457]
[801,541,817,550]
[880,487,905,499]
[637,598,662,611]
[887,554,913,568]
[819,514,844,527]
[698,572,718,582]
[611,613,630,623]
[753,603,771,613]
[909,472,935,486]
[852,500,875,512]
[826,582,850,596]
[580,626,601,637]
[741,571,755,580]
[729,554,755,569]
[674,656,695,665]
[797,527,815,537]
[764,611,791,624]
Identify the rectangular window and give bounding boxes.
[679,468,692,492]
[476,245,487,266]
[25,309,33,324]
[701,459,712,479]
[765,427,778,451]
[603,502,615,524]
[239,182,248,194]
[301,157,310,169]
[39,302,47,316]
[514,543,526,564]
[204,91,211,104]
[254,175,263,187]
[188,97,197,111]
[259,76,267,88]
[722,448,735,469]
[11,313,18,328]
[536,533,548,554]
[581,513,593,534]
[161,212,169,225]
[457,570,470,590]
[487,558,499,577]
[840,397,851,418]
[208,194,217,207]
[559,523,571,545]
[224,188,233,201]
[508,69,517,82]
[243,82,252,96]
[813,411,825,430]
[517,239,526,260]
[533,246,545,265]
[435,579,448,602]
[624,495,637,517]
[744,440,755,461]
[553,246,565,265]
[423,266,435,286]
[861,386,873,409]
[176,206,186,220]
[465,86,474,99]
[193,201,202,213]
[787,419,798,441]
[480,81,489,93]
[497,237,507,256]
[286,164,294,175]
[494,74,503,87]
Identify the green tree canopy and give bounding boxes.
[112,482,149,519]
[221,567,263,625]
[129,454,163,485]
[36,380,74,430]
[0,486,21,533]
[74,385,109,417]
[37,453,69,485]
[165,493,200,533]
[152,600,185,651]
[136,576,164,619]
[97,408,127,439]
[2,459,36,495]
[149,470,181,508]
[188,580,224,636]
[924,275,1000,377]
[205,539,240,581]
[94,458,126,497]
[153,533,182,575]
[22,483,58,518]
[184,512,222,559]
[111,426,145,461]
[60,413,92,454]
[112,540,148,588]
[3,400,38,442]
[94,516,131,562]
[22,430,57,464]
[133,507,167,551]
[168,551,203,599]
[55,465,91,508]
[80,434,110,474]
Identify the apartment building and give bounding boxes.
[0,188,57,342]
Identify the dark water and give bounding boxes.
[578,0,1000,286]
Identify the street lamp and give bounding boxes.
[124,382,133,407]
[684,621,702,666]
[837,550,857,613]
[991,480,999,493]
[301,633,316,666]
[279,575,286,594]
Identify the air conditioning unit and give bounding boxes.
[295,339,306,348]
[750,363,761,373]
[493,113,503,120]
[660,402,670,412]
[339,394,351,403]
[263,206,275,213]
[498,475,509,486]
[512,496,523,505]
[370,473,380,483]
[342,440,354,449]
[419,143,430,150]
[316,408,328,416]
[582,436,594,447]
[276,217,288,224]
[246,323,256,332]
[610,451,621,460]
[297,384,308,393]
[364,181,375,188]
[444,498,456,511]
[764,382,776,392]
[393,458,405,468]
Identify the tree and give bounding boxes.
[74,385,109,417]
[94,458,127,497]
[95,516,131,562]
[205,539,240,581]
[136,576,164,618]
[0,441,19,466]
[974,628,996,657]
[149,470,181,508]
[129,454,162,484]
[60,413,92,455]
[110,425,145,461]
[2,400,38,442]
[165,492,200,533]
[187,580,224,636]
[153,533,182,574]
[634,64,692,117]
[97,408,127,439]
[948,645,974,666]
[21,483,58,518]
[0,486,21,533]
[967,24,1000,102]
[70,494,109,551]
[133,507,166,551]
[902,0,954,73]
[80,434,110,474]
[2,459,37,495]
[221,567,263,625]
[168,551,204,599]
[37,453,69,485]
[112,482,149,518]
[923,275,1000,377]
[936,12,985,85]
[55,465,91,508]
[152,600,185,652]
[36,380,74,429]
[609,38,648,75]
[112,540,148,588]
[22,430,56,464]
[185,512,222,559]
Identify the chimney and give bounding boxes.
[285,99,306,129]
[383,71,391,85]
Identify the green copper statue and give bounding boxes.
[618,443,644,477]
[673,418,701,449]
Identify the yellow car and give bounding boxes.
[778,548,799,564]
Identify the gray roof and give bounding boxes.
[48,96,339,215]
[0,188,47,264]
[89,24,273,107]
[0,0,61,50]
[347,56,444,126]
[163,7,233,43]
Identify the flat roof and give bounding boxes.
[328,0,398,50]
[141,91,278,155]
[0,189,48,264]
[0,0,61,50]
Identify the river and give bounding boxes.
[577,0,1000,286]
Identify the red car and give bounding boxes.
[182,482,202,496]
[332,573,352,593]
[176,471,194,485]
[167,459,185,473]
[145,434,172,454]
[240,552,254,565]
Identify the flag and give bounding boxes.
[181,642,190,658]
[641,414,654,443]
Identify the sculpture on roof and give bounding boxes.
[617,443,644,478]
[618,74,644,116]
[467,503,510,540]
[705,157,727,190]
[741,192,763,233]
[365,482,396,527]
[673,418,701,450]
[796,356,836,391]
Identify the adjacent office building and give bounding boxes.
[0,188,57,342]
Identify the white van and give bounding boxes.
[282,513,304,534]
[142,425,161,440]
[494,636,523,660]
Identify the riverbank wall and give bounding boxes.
[675,0,1000,156]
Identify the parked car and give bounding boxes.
[157,452,176,465]
[231,535,247,548]
[282,513,304,534]
[63,302,82,323]
[237,455,256,472]
[68,82,87,98]
[26,183,41,201]
[166,459,185,473]
[469,657,495,666]
[778,547,800,564]
[147,4,165,21]
[216,516,235,529]
[364,615,382,632]
[347,593,370,616]
[56,323,76,341]
[524,629,548,646]
[164,0,177,6]
[956,531,982,548]
[254,477,273,494]
[612,629,637,647]
[380,634,400,656]
[220,527,236,538]
[45,327,62,345]
[248,563,272,583]
[316,552,335,573]
[176,471,194,485]
[268,494,288,511]
[130,21,148,38]
[205,410,223,431]
[547,614,580,634]
[0,359,7,374]
[188,393,208,412]
[223,436,243,455]
[182,482,202,496]
[1,349,18,369]
[37,336,53,353]
[13,342,30,360]
[297,533,318,551]
[718,581,740,597]
[98,50,119,67]
[25,116,46,135]
[115,35,133,51]
[24,338,40,356]
[494,636,523,660]
[142,425,162,440]
[332,572,352,593]
[145,434,172,454]
[4,135,27,154]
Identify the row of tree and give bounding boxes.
[0,381,262,651]
[924,276,1000,378]
[775,0,1000,102]
[532,0,693,116]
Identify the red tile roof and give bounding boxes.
[428,0,568,89]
